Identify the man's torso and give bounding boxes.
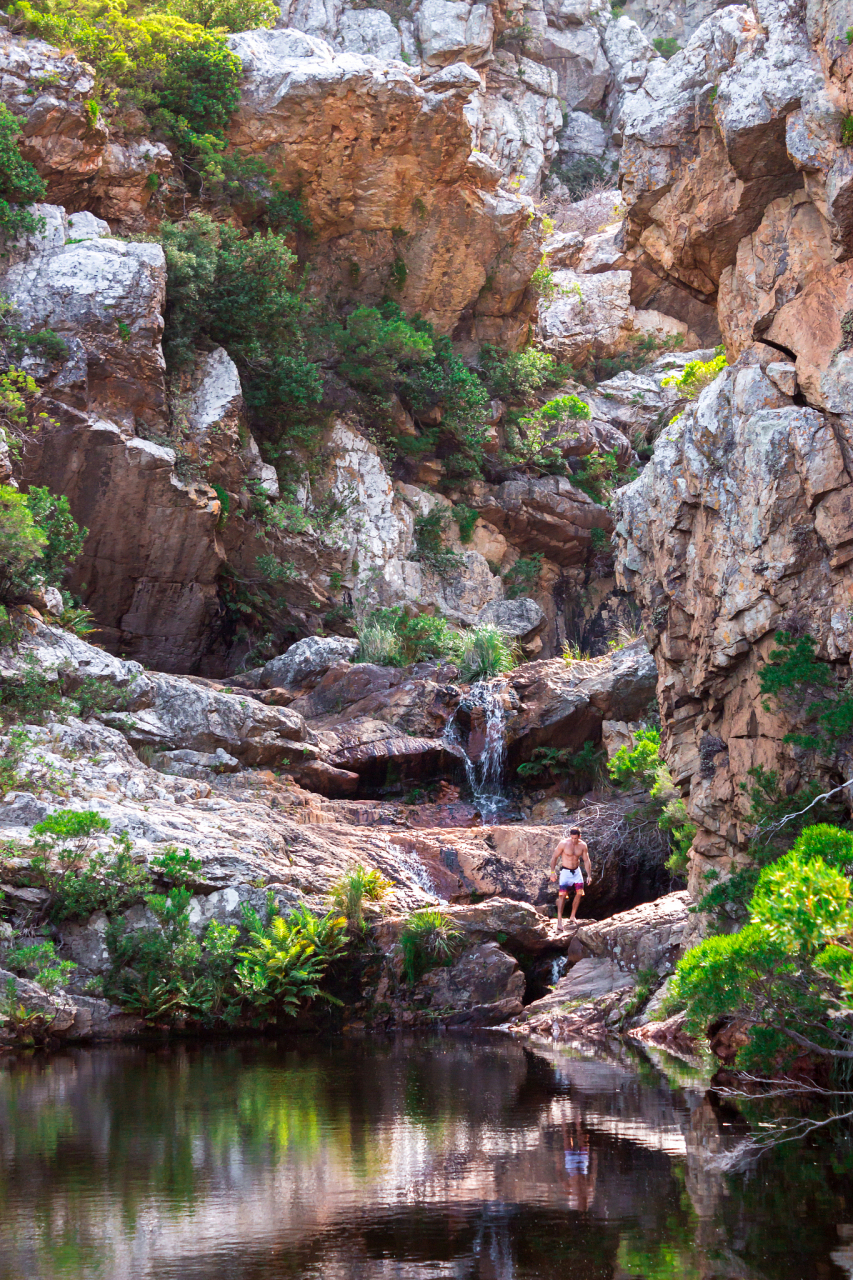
[557,838,586,868]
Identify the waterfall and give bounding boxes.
[386,841,443,901]
[551,955,568,986]
[444,678,510,822]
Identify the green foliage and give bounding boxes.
[571,447,621,506]
[503,393,591,471]
[5,939,75,993]
[502,553,542,600]
[452,503,478,543]
[758,630,853,754]
[412,507,464,574]
[661,350,727,398]
[458,623,515,681]
[234,902,348,1018]
[150,845,203,885]
[356,617,403,667]
[399,908,462,984]
[401,331,490,469]
[333,302,433,396]
[549,156,609,201]
[530,259,558,302]
[653,36,681,58]
[24,487,87,593]
[843,115,853,148]
[0,484,46,607]
[517,740,604,787]
[161,214,322,451]
[0,103,47,241]
[0,726,31,797]
[160,0,277,33]
[356,606,464,667]
[478,344,568,401]
[330,864,391,931]
[671,823,853,1071]
[27,810,155,922]
[0,655,131,725]
[608,728,694,876]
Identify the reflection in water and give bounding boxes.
[0,1035,851,1279]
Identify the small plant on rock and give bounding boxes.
[399,908,462,984]
[330,864,391,931]
[458,624,515,681]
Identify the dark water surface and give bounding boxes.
[1,1035,852,1280]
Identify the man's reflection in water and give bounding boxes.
[557,1117,597,1212]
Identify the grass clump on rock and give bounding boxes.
[399,908,462,984]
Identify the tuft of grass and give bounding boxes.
[330,864,391,931]
[458,624,515,681]
[399,908,462,984]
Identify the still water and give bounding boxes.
[1,1035,852,1280]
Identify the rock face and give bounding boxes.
[615,356,853,888]
[226,29,540,344]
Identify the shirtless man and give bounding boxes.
[549,826,592,930]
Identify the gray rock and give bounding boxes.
[152,748,241,778]
[415,941,525,1021]
[0,791,50,828]
[557,109,609,159]
[261,635,360,690]
[476,597,546,641]
[575,890,690,972]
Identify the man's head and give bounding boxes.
[569,826,581,838]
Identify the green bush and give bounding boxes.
[517,740,604,787]
[412,508,464,574]
[333,302,432,395]
[5,939,75,993]
[355,606,465,667]
[26,809,156,923]
[356,618,403,667]
[758,630,853,753]
[158,0,277,34]
[452,504,478,543]
[458,623,515,681]
[0,104,47,241]
[503,393,591,472]
[652,36,681,58]
[24,487,87,594]
[235,901,348,1018]
[661,350,727,398]
[161,214,323,450]
[0,485,46,607]
[399,908,461,984]
[669,823,853,1072]
[479,344,568,401]
[608,727,695,876]
[0,655,132,725]
[502,553,542,600]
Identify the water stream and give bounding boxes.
[444,678,511,822]
[1,1036,851,1280]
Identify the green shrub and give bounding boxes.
[330,863,391,931]
[5,939,75,993]
[502,553,542,600]
[333,302,433,396]
[571,448,621,506]
[843,115,853,148]
[356,619,403,667]
[517,740,604,787]
[399,908,462,984]
[549,156,609,201]
[503,393,591,471]
[26,809,155,922]
[24,487,87,594]
[235,901,348,1018]
[0,655,132,725]
[412,508,464,574]
[161,214,323,451]
[355,607,465,667]
[661,350,727,398]
[608,727,694,876]
[0,485,46,607]
[669,824,853,1071]
[758,630,853,754]
[458,623,515,681]
[158,0,277,34]
[0,104,46,241]
[479,344,568,401]
[453,504,478,543]
[652,36,681,58]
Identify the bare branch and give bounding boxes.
[760,777,853,843]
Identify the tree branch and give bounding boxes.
[760,778,853,843]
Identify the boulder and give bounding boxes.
[261,636,361,690]
[415,0,495,66]
[414,941,525,1023]
[511,955,636,1024]
[537,268,634,365]
[574,890,690,972]
[476,597,546,641]
[471,475,612,566]
[0,968,142,1040]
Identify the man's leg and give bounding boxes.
[569,885,584,921]
[557,888,566,929]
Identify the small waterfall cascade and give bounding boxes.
[386,840,443,901]
[444,679,510,822]
[551,955,568,987]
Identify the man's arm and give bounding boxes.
[581,841,592,881]
[549,842,564,880]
